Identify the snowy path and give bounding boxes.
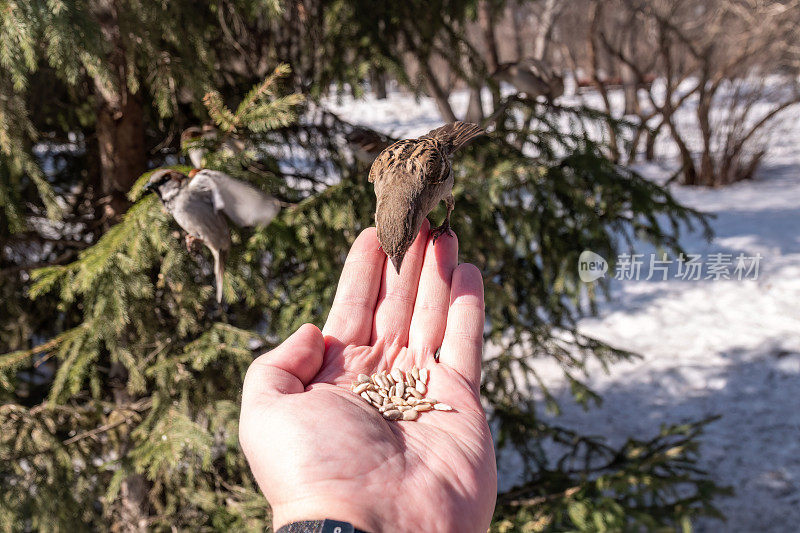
[326,90,800,531]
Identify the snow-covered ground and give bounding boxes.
[559,159,800,532]
[325,87,800,531]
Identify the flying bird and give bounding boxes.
[369,121,484,274]
[144,168,280,302]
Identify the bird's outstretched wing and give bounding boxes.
[188,170,280,227]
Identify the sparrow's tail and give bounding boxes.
[211,247,228,303]
[422,121,485,154]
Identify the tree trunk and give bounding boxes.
[533,0,559,61]
[621,65,639,116]
[109,361,149,532]
[620,15,639,116]
[417,59,457,122]
[645,120,663,161]
[478,1,499,73]
[370,68,388,99]
[95,91,146,219]
[92,0,146,220]
[402,28,457,123]
[697,88,715,186]
[628,124,644,163]
[465,87,485,123]
[663,113,697,185]
[511,3,526,60]
[92,2,150,526]
[588,2,620,162]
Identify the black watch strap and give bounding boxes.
[275,519,369,533]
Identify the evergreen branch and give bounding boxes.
[0,323,91,372]
[239,93,305,133]
[203,90,239,133]
[61,398,150,446]
[0,399,151,462]
[235,63,293,117]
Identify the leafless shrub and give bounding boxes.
[563,0,800,185]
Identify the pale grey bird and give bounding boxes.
[144,168,280,302]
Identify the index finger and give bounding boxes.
[322,228,385,346]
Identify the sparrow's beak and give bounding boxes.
[390,254,404,274]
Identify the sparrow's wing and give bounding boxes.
[369,140,404,183]
[188,170,280,227]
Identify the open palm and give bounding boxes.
[239,221,497,533]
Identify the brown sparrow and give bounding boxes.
[493,58,564,101]
[144,168,280,302]
[180,124,246,169]
[346,126,392,165]
[368,121,484,273]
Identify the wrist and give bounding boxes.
[272,498,382,533]
[275,519,371,533]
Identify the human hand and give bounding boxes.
[239,221,497,533]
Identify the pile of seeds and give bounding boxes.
[351,367,453,421]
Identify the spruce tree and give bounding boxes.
[0,2,729,531]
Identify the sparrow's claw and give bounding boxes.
[430,223,453,245]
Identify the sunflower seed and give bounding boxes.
[391,368,404,383]
[383,409,402,420]
[353,382,371,394]
[351,368,453,422]
[402,409,420,421]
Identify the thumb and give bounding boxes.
[242,323,324,403]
